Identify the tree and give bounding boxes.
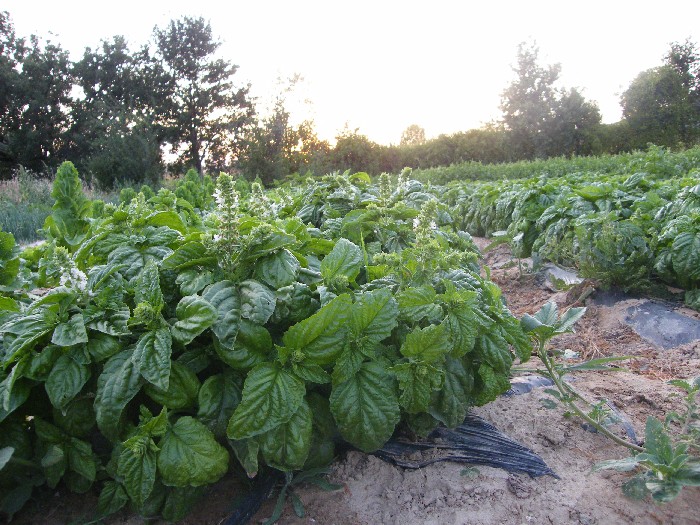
[621,66,692,148]
[500,42,561,159]
[7,34,72,172]
[0,11,24,175]
[664,39,700,143]
[549,88,602,156]
[153,16,253,173]
[400,124,426,146]
[70,36,163,187]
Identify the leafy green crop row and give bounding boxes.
[440,154,700,309]
[0,163,530,521]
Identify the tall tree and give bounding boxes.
[8,34,72,172]
[153,16,252,173]
[500,42,561,159]
[621,66,692,148]
[664,39,700,144]
[0,11,24,175]
[70,36,163,187]
[400,124,426,147]
[549,88,602,156]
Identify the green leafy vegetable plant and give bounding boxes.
[521,301,700,502]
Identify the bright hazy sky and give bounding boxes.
[5,1,700,145]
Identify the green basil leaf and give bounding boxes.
[429,356,474,428]
[227,363,306,440]
[239,280,276,325]
[202,280,241,349]
[95,350,143,442]
[98,481,128,517]
[145,361,200,410]
[672,231,700,281]
[397,286,442,323]
[134,260,164,313]
[214,319,271,370]
[400,323,451,363]
[53,397,95,438]
[254,249,300,289]
[51,314,88,346]
[475,332,513,373]
[157,416,229,487]
[321,238,363,282]
[133,328,173,391]
[473,363,510,406]
[118,438,156,508]
[87,332,121,362]
[282,294,352,365]
[391,362,444,414]
[175,269,214,295]
[197,371,242,440]
[170,295,217,345]
[329,361,400,452]
[162,242,216,271]
[350,289,398,348]
[259,399,312,471]
[230,439,259,478]
[86,307,131,336]
[67,437,96,482]
[45,353,91,410]
[161,486,206,522]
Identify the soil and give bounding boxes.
[10,238,700,525]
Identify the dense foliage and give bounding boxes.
[440,146,700,308]
[0,163,531,521]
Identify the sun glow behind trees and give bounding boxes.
[5,0,700,145]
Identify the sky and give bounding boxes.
[5,1,700,145]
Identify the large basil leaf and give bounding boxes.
[87,332,121,362]
[282,294,352,365]
[350,288,398,349]
[320,238,363,282]
[197,371,242,439]
[429,356,474,427]
[170,295,217,345]
[238,280,276,325]
[98,481,129,517]
[145,361,200,410]
[329,361,400,452]
[400,323,451,363]
[86,307,130,336]
[51,313,88,347]
[133,328,172,391]
[175,269,214,295]
[118,437,157,507]
[162,242,217,271]
[157,417,229,487]
[475,331,513,373]
[45,352,91,410]
[3,312,55,364]
[259,399,312,471]
[134,261,164,312]
[254,249,300,289]
[227,363,305,440]
[202,280,241,349]
[397,286,442,323]
[672,231,700,280]
[391,361,444,414]
[95,350,143,441]
[214,320,271,370]
[473,363,510,406]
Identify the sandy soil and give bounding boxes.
[10,239,700,525]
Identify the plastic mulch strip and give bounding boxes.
[373,414,557,478]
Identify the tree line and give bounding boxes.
[1,11,699,187]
